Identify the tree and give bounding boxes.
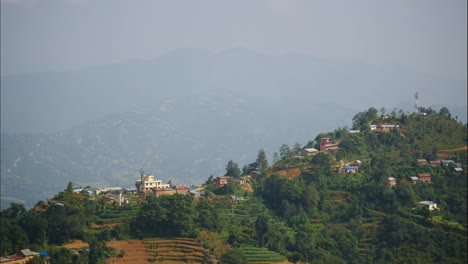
[66,181,74,194]
[242,165,250,175]
[279,144,291,160]
[225,160,241,178]
[272,152,279,163]
[45,205,69,244]
[352,107,378,130]
[133,194,195,237]
[256,149,269,170]
[255,215,270,247]
[1,203,26,219]
[50,247,76,264]
[380,107,386,116]
[195,199,219,230]
[439,106,451,117]
[288,252,303,264]
[88,235,108,264]
[303,183,320,216]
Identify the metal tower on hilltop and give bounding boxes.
[414,92,420,114]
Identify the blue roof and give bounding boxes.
[345,166,358,170]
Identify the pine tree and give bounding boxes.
[256,149,269,170]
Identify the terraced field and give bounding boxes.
[239,245,286,264]
[95,206,140,225]
[106,238,208,264]
[144,238,208,264]
[107,240,149,264]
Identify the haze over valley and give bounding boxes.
[1,0,466,209]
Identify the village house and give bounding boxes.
[454,167,464,174]
[301,148,319,156]
[124,188,138,194]
[154,187,176,197]
[190,189,204,198]
[409,176,419,185]
[417,201,438,211]
[1,249,39,264]
[136,175,170,193]
[430,160,442,166]
[230,195,245,201]
[370,123,400,132]
[380,124,400,131]
[249,170,262,179]
[344,166,359,174]
[388,177,397,187]
[96,187,123,195]
[175,185,190,194]
[417,159,428,166]
[235,178,247,185]
[441,160,455,166]
[213,176,231,187]
[320,138,339,152]
[417,173,432,183]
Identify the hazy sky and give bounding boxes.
[1,0,466,80]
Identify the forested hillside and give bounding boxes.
[1,108,466,264]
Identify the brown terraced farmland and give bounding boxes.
[80,238,208,264]
[144,238,208,264]
[107,240,149,264]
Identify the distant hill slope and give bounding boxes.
[0,91,354,209]
[1,48,466,134]
[1,48,466,209]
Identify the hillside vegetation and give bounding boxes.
[1,107,467,264]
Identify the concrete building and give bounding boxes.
[417,201,438,211]
[136,175,170,193]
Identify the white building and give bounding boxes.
[136,175,170,193]
[417,201,438,211]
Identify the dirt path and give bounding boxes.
[441,146,467,152]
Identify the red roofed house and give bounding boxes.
[417,159,428,166]
[214,176,231,187]
[154,188,176,197]
[175,185,190,194]
[418,173,432,183]
[320,138,339,152]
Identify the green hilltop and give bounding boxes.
[1,107,467,264]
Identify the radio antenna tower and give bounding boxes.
[414,92,419,114]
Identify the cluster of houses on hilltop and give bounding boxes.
[299,138,340,157]
[135,173,191,197]
[387,173,433,187]
[417,158,464,172]
[213,176,248,187]
[369,123,400,132]
[386,157,465,188]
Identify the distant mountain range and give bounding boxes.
[1,48,466,208]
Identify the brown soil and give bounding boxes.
[107,240,149,264]
[441,146,468,152]
[274,168,302,178]
[242,183,254,192]
[62,240,89,249]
